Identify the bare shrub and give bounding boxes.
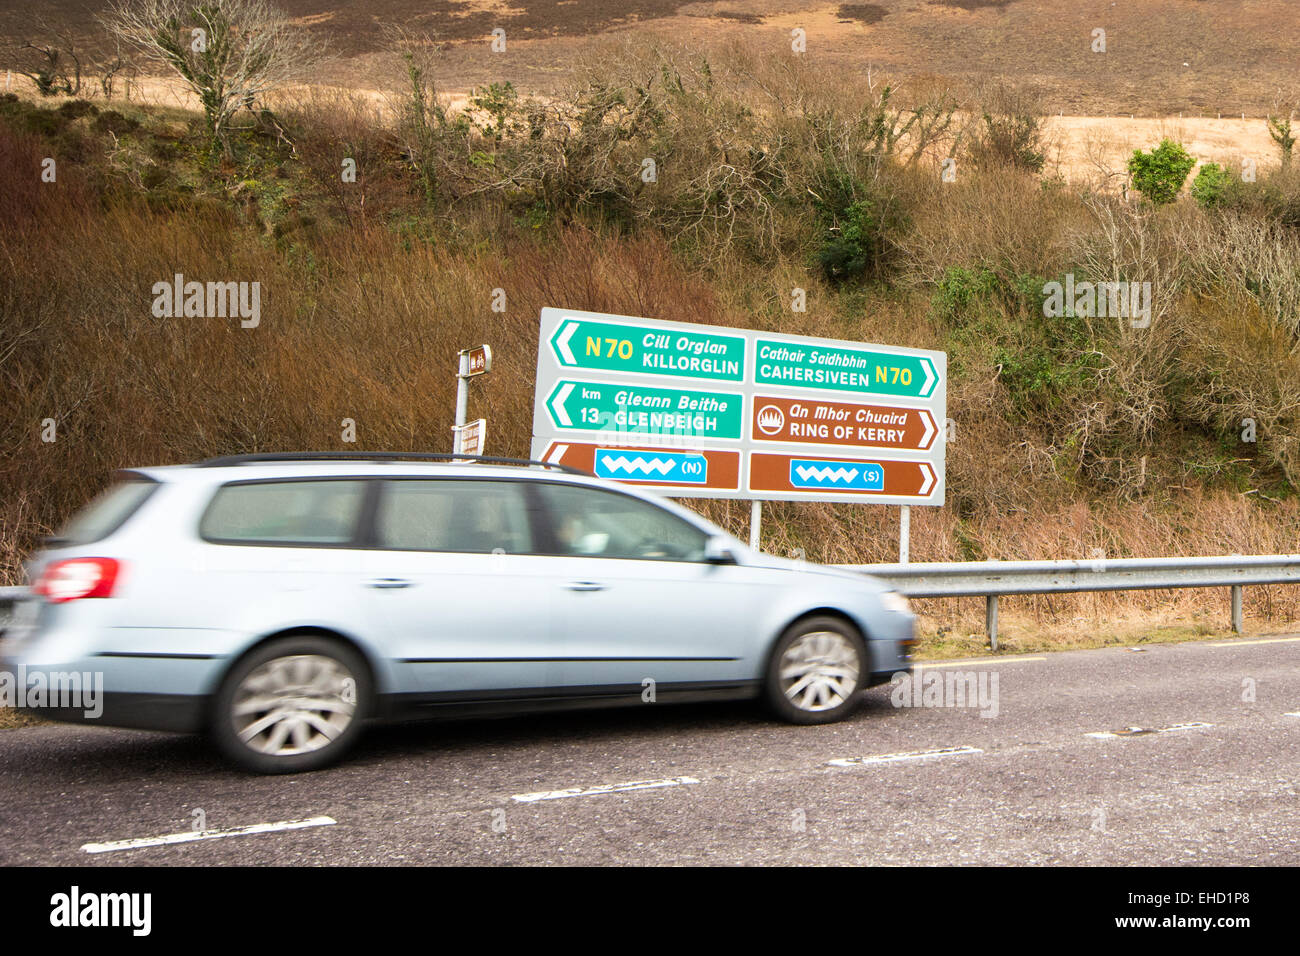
[102,0,326,155]
[966,80,1047,173]
[1174,294,1300,486]
[1180,210,1300,338]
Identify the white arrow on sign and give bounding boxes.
[555,321,578,365]
[918,462,935,496]
[549,382,574,426]
[919,357,937,398]
[546,444,569,465]
[918,409,936,450]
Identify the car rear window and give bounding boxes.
[52,477,159,546]
[200,480,367,545]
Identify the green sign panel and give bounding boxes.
[550,318,745,382]
[546,380,742,440]
[754,339,938,399]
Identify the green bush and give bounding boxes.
[1190,162,1231,208]
[812,169,906,283]
[932,265,1000,319]
[1128,139,1195,205]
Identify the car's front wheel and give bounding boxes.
[764,616,866,724]
[211,636,371,774]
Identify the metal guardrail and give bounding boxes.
[843,554,1300,650]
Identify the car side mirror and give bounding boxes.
[704,536,737,564]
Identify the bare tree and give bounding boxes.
[97,37,133,100]
[6,21,85,97]
[1268,102,1300,171]
[101,0,325,155]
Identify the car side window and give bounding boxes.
[535,482,710,562]
[375,479,533,554]
[201,480,367,545]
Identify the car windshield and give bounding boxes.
[50,477,158,546]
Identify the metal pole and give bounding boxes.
[899,505,910,564]
[986,594,999,651]
[1231,585,1243,634]
[453,353,468,454]
[749,500,762,552]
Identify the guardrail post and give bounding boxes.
[1231,585,1243,634]
[899,505,910,564]
[986,594,999,651]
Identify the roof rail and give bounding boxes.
[196,451,590,476]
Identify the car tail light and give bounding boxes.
[33,558,123,603]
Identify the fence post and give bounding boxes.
[986,594,999,651]
[1231,585,1243,634]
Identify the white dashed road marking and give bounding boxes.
[1085,721,1214,739]
[828,745,983,767]
[512,776,701,803]
[81,816,337,854]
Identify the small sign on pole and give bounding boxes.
[453,418,487,457]
[462,345,492,378]
[453,344,492,456]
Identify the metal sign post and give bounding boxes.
[453,345,492,454]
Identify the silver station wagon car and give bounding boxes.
[1,453,916,773]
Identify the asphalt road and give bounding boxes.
[2,634,1298,866]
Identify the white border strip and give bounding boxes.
[81,816,337,854]
[1206,637,1300,647]
[914,656,1045,669]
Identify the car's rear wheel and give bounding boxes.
[211,636,371,774]
[764,616,866,725]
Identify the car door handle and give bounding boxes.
[566,581,606,592]
[368,577,414,589]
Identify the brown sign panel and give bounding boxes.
[541,441,741,492]
[455,418,485,456]
[751,395,938,451]
[462,345,492,377]
[749,452,938,500]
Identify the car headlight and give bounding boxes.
[880,590,911,614]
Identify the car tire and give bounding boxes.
[764,615,867,725]
[211,635,371,774]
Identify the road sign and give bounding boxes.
[754,338,938,399]
[461,345,492,377]
[545,380,743,440]
[539,441,741,491]
[750,452,939,501]
[532,307,945,503]
[548,316,745,382]
[751,396,937,451]
[453,418,486,456]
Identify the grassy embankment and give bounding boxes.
[3,38,1300,661]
